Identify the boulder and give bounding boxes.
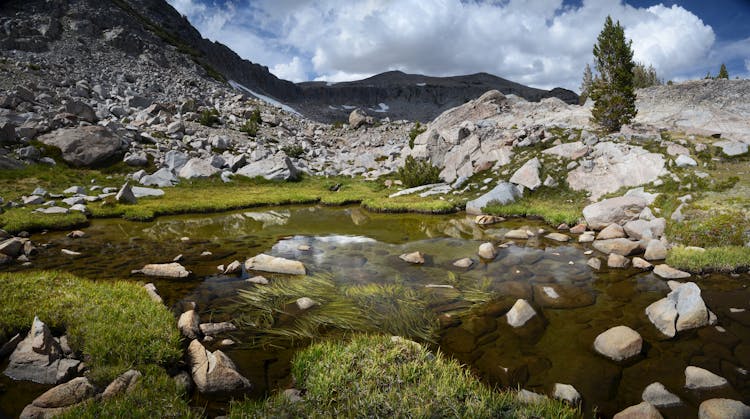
[685,366,728,390]
[349,108,374,129]
[134,262,190,278]
[613,402,663,419]
[671,282,709,332]
[64,100,96,123]
[592,238,640,256]
[178,157,220,179]
[642,382,681,408]
[38,126,122,167]
[4,317,80,384]
[164,150,189,172]
[477,242,496,259]
[21,377,94,417]
[178,310,201,339]
[509,157,542,190]
[593,325,642,361]
[102,370,142,400]
[607,254,630,268]
[597,223,626,240]
[699,398,750,419]
[139,168,178,187]
[0,122,18,145]
[675,154,697,167]
[0,237,24,257]
[653,264,690,279]
[123,151,148,167]
[465,182,521,215]
[583,196,648,230]
[623,218,666,241]
[399,251,425,264]
[713,140,748,157]
[245,253,306,275]
[644,239,667,260]
[187,339,251,393]
[506,299,537,328]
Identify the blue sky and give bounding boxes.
[168,0,750,91]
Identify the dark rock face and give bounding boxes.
[38,126,123,168]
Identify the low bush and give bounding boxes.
[198,108,220,127]
[408,121,426,149]
[281,144,304,158]
[240,120,258,137]
[396,155,441,188]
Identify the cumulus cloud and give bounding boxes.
[168,0,725,90]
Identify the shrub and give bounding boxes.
[198,108,220,127]
[249,108,262,124]
[240,120,258,137]
[408,121,426,149]
[281,144,304,158]
[396,155,441,187]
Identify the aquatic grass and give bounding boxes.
[61,365,197,419]
[232,275,438,347]
[666,246,750,273]
[461,277,499,305]
[229,334,580,418]
[0,271,182,384]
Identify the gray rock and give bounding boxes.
[134,262,190,278]
[594,325,642,361]
[115,182,137,204]
[509,157,542,190]
[0,122,18,145]
[17,145,41,160]
[465,182,521,215]
[685,366,728,390]
[613,402,663,419]
[0,238,24,257]
[675,154,697,167]
[164,150,189,172]
[644,239,668,260]
[670,282,709,332]
[597,223,626,240]
[592,238,640,256]
[623,218,666,241]
[477,242,496,259]
[178,157,220,179]
[642,382,681,408]
[713,140,748,157]
[23,195,45,205]
[124,152,148,167]
[131,186,165,198]
[699,398,750,419]
[143,283,163,304]
[199,322,236,336]
[583,196,648,230]
[607,254,630,268]
[63,186,85,195]
[653,264,690,279]
[178,310,201,340]
[64,100,96,123]
[38,126,122,167]
[453,258,474,268]
[399,251,425,264]
[349,108,374,129]
[587,257,602,270]
[140,168,178,187]
[296,297,317,310]
[553,383,581,405]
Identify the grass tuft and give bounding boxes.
[228,334,580,418]
[666,246,750,273]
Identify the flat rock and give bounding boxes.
[646,297,678,337]
[587,257,601,270]
[685,366,728,390]
[199,322,237,336]
[713,140,748,157]
[38,126,122,167]
[245,253,306,275]
[135,262,190,278]
[4,317,79,385]
[583,196,648,230]
[506,299,537,328]
[632,257,652,269]
[28,376,94,409]
[699,398,750,419]
[654,264,690,279]
[505,229,531,239]
[594,325,642,361]
[593,238,640,256]
[545,232,570,242]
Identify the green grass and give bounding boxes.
[0,271,182,384]
[666,246,750,273]
[666,210,750,248]
[0,208,88,233]
[484,199,580,226]
[61,365,196,418]
[362,195,457,214]
[228,334,580,418]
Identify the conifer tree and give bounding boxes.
[590,16,636,132]
[579,63,594,104]
[718,63,729,79]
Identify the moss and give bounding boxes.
[61,365,196,418]
[666,246,750,273]
[229,334,579,418]
[0,271,182,383]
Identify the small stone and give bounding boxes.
[632,257,653,269]
[553,383,581,405]
[61,249,81,256]
[642,382,681,408]
[296,297,317,310]
[143,283,163,303]
[613,402,663,419]
[399,251,425,264]
[474,215,504,225]
[199,322,237,336]
[246,276,269,285]
[297,244,311,251]
[115,182,137,204]
[178,310,201,340]
[570,223,587,234]
[516,389,547,404]
[134,262,190,278]
[597,223,626,240]
[453,258,474,268]
[587,257,601,270]
[607,253,630,268]
[644,240,668,260]
[223,260,242,274]
[545,233,570,242]
[505,229,531,239]
[477,242,497,259]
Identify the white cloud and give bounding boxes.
[168,0,722,91]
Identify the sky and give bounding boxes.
[166,0,750,92]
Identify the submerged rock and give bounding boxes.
[642,382,681,408]
[506,299,537,328]
[399,251,425,264]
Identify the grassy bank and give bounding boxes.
[666,246,750,273]
[0,271,182,384]
[229,334,579,418]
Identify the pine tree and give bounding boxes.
[590,16,636,132]
[718,63,729,79]
[579,63,594,104]
[633,62,661,88]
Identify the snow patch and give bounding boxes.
[416,83,426,87]
[228,80,300,116]
[370,103,389,113]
